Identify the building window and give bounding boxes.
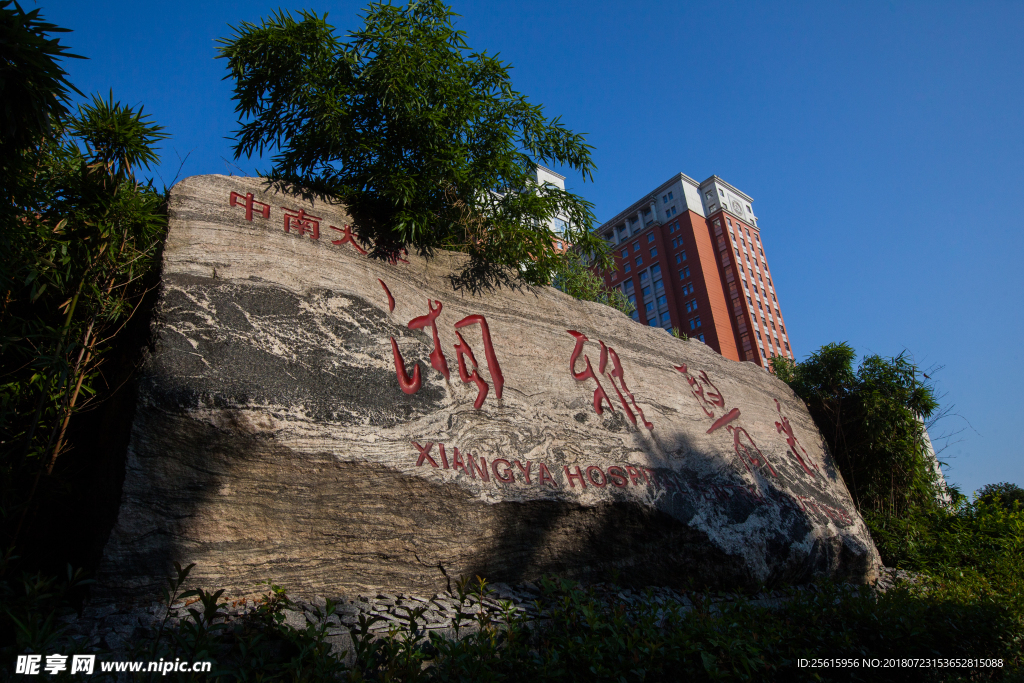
[682,283,695,296]
[719,189,725,197]
[650,247,658,257]
[624,264,631,273]
[624,280,634,293]
[685,300,696,313]
[648,318,658,327]
[645,301,655,313]
[689,316,702,330]
[650,264,661,277]
[621,249,628,258]
[746,295,752,305]
[657,295,667,307]
[784,342,790,351]
[661,312,672,325]
[633,241,640,251]
[654,279,664,292]
[647,233,655,243]
[698,333,705,343]
[631,310,639,321]
[628,293,636,307]
[642,285,651,297]
[705,192,712,201]
[636,257,643,266]
[679,266,690,279]
[640,271,649,282]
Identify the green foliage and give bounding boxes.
[0,0,83,168]
[217,0,611,292]
[0,549,93,662]
[551,251,634,317]
[977,482,1024,510]
[771,343,943,517]
[67,90,168,180]
[0,6,169,553]
[104,565,1021,681]
[122,562,349,681]
[867,495,1024,579]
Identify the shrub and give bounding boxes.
[771,344,942,517]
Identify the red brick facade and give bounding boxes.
[601,191,792,369]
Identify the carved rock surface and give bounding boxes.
[95,175,880,601]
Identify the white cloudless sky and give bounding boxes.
[39,0,1023,495]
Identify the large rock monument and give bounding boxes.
[95,175,880,600]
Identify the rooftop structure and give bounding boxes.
[595,173,793,368]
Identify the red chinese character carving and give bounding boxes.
[674,364,725,418]
[330,224,367,254]
[706,407,741,434]
[454,315,504,408]
[407,299,450,380]
[729,425,778,476]
[568,331,614,416]
[390,301,447,393]
[675,364,777,477]
[229,191,270,221]
[567,331,652,429]
[774,398,818,477]
[391,339,421,394]
[282,207,320,239]
[601,343,653,429]
[454,331,487,408]
[378,279,395,312]
[387,297,502,408]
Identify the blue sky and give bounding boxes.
[39,0,1023,495]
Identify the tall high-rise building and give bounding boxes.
[594,173,793,368]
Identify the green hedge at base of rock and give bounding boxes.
[5,495,1021,682]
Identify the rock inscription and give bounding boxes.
[95,175,880,601]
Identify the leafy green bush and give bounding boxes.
[978,483,1024,511]
[771,343,942,517]
[1,1,168,559]
[50,561,1013,682]
[551,250,634,317]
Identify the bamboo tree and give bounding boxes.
[771,344,942,517]
[2,82,168,544]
